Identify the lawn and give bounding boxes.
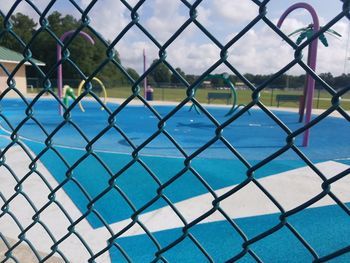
[104,86,350,110]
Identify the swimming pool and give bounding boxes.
[1,98,348,160]
[1,98,349,262]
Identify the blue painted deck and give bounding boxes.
[1,98,349,262]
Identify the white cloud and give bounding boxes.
[196,5,212,25]
[213,0,258,23]
[119,17,349,77]
[80,0,130,41]
[317,20,349,74]
[117,38,220,77]
[145,0,187,43]
[0,0,49,20]
[275,17,308,34]
[118,40,158,73]
[168,41,219,71]
[0,1,14,14]
[2,1,347,77]
[224,28,291,75]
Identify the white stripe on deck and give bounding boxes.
[2,141,349,261]
[0,143,111,263]
[106,161,350,237]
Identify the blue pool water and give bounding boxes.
[0,98,348,160]
[1,98,349,262]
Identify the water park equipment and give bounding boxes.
[57,30,95,115]
[63,85,76,107]
[287,24,341,122]
[288,25,341,47]
[190,73,248,116]
[77,77,107,112]
[277,2,320,147]
[277,3,337,146]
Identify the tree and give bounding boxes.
[0,13,37,53]
[316,72,334,89]
[149,59,171,84]
[210,76,225,87]
[243,73,255,84]
[270,74,288,88]
[27,12,88,78]
[286,75,304,89]
[170,67,186,84]
[229,74,239,84]
[30,12,97,79]
[147,75,156,86]
[126,68,140,81]
[333,73,350,90]
[26,11,132,85]
[185,74,197,85]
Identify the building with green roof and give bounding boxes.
[0,46,45,96]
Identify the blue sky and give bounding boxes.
[1,0,349,76]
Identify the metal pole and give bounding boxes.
[344,23,350,74]
[270,87,274,106]
[143,49,147,100]
[316,87,321,109]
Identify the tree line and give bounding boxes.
[1,12,349,90]
[0,12,139,85]
[149,59,349,90]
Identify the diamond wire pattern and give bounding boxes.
[0,0,349,262]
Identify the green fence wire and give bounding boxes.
[1,0,350,262]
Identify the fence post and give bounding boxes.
[316,88,321,109]
[270,88,274,106]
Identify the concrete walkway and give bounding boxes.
[0,142,110,263]
[0,236,63,263]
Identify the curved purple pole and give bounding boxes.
[57,30,95,115]
[277,3,320,147]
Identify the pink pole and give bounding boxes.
[143,48,147,99]
[57,30,95,115]
[277,2,320,147]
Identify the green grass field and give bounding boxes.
[104,86,350,110]
[28,86,350,110]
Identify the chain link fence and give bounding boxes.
[1,0,350,262]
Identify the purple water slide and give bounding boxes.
[277,2,320,147]
[57,30,95,115]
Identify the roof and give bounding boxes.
[0,46,45,66]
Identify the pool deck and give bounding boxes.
[1,96,349,262]
[1,136,349,262]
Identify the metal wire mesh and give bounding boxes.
[1,0,350,262]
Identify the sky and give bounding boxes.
[1,0,349,76]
